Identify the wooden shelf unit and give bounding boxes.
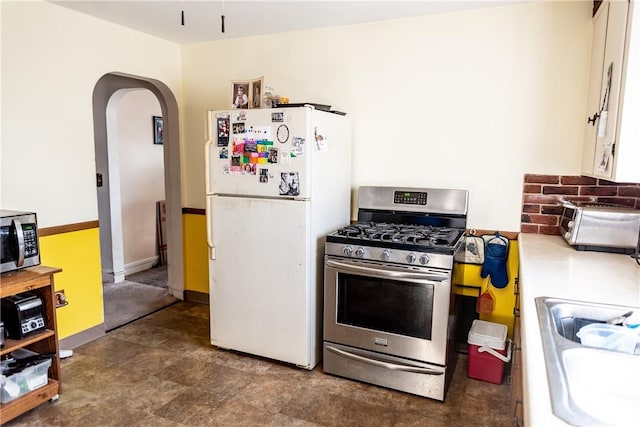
[0,266,62,425]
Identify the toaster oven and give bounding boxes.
[560,200,640,254]
[0,292,46,339]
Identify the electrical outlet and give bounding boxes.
[55,290,68,307]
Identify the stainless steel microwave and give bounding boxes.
[0,210,40,274]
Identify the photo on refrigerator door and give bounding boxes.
[267,148,279,164]
[243,163,256,175]
[232,122,246,134]
[231,154,241,172]
[217,118,230,146]
[259,168,268,183]
[279,172,300,196]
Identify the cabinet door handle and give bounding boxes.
[587,112,600,125]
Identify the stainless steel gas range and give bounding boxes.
[323,186,468,401]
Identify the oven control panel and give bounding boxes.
[326,243,454,270]
[393,191,427,205]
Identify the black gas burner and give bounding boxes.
[332,222,462,248]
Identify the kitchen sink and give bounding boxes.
[535,297,640,426]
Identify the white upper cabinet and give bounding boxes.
[582,0,640,182]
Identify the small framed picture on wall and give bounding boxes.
[153,116,163,144]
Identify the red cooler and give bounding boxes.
[467,320,511,384]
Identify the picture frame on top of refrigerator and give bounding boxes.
[250,77,263,109]
[231,81,250,109]
[231,77,263,110]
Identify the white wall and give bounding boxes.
[181,1,592,231]
[0,0,181,227]
[116,89,164,266]
[1,1,593,232]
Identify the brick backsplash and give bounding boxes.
[520,174,640,235]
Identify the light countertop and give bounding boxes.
[518,234,640,427]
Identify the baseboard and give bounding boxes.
[59,323,106,350]
[124,257,159,276]
[184,290,209,305]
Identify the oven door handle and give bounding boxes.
[326,345,444,375]
[325,260,447,281]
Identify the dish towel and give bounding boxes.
[480,233,509,288]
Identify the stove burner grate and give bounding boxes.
[334,222,462,248]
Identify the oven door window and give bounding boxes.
[337,273,433,340]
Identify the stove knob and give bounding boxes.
[343,246,353,256]
[381,250,391,261]
[355,247,365,257]
[419,254,430,265]
[406,253,416,263]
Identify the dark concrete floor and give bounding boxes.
[5,302,511,426]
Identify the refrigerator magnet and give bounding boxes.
[267,148,279,164]
[279,172,300,196]
[243,163,256,175]
[272,112,284,122]
[292,137,305,147]
[281,151,291,165]
[219,147,228,159]
[232,122,246,134]
[276,124,289,143]
[314,127,328,152]
[292,147,304,157]
[217,118,230,146]
[244,142,257,153]
[259,169,268,183]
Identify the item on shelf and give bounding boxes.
[277,103,331,111]
[0,357,52,403]
[1,292,46,339]
[0,266,62,423]
[263,86,273,108]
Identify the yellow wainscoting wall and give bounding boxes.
[38,213,209,342]
[453,239,519,338]
[39,228,104,340]
[183,212,209,294]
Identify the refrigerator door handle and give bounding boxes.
[206,210,216,260]
[205,111,213,195]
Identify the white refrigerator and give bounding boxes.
[205,106,352,369]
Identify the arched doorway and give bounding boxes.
[92,72,184,302]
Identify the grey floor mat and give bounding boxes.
[103,279,178,331]
[125,265,168,288]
